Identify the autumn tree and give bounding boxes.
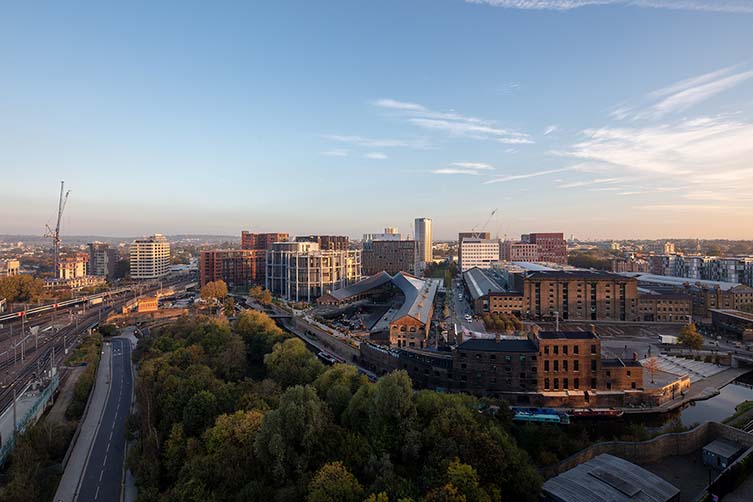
[308,461,364,502]
[201,280,228,315]
[222,296,235,317]
[234,309,288,376]
[679,323,703,351]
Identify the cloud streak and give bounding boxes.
[373,98,533,144]
[466,0,753,14]
[484,167,572,184]
[324,134,430,150]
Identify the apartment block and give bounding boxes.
[0,259,20,277]
[459,238,500,272]
[87,242,118,279]
[362,240,416,275]
[58,253,89,280]
[295,235,350,251]
[521,233,567,265]
[200,249,265,288]
[266,241,361,302]
[502,241,538,262]
[130,234,171,280]
[241,232,289,251]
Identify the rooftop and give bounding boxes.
[621,273,750,292]
[537,331,597,340]
[458,337,537,353]
[710,309,753,322]
[463,267,506,300]
[543,453,680,502]
[703,438,744,459]
[526,270,633,281]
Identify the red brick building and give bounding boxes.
[522,232,567,264]
[200,249,265,288]
[241,232,289,251]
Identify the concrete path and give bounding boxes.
[54,336,134,502]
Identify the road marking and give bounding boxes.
[103,453,107,466]
[99,469,104,482]
[95,485,100,500]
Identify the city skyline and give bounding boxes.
[2,1,753,239]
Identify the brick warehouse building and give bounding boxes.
[522,232,567,264]
[359,330,644,405]
[362,240,417,275]
[200,249,265,288]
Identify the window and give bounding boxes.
[590,344,597,354]
[545,378,550,389]
[504,355,512,362]
[563,360,568,371]
[553,378,559,389]
[563,378,568,389]
[573,345,579,355]
[573,360,579,371]
[553,345,559,355]
[627,370,631,376]
[591,360,597,371]
[563,345,568,355]
[544,346,549,355]
[544,360,549,371]
[631,382,636,389]
[591,378,597,388]
[574,378,579,389]
[553,360,559,371]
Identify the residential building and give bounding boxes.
[362,240,416,275]
[129,234,171,280]
[87,242,117,279]
[266,241,361,302]
[0,259,20,277]
[611,256,650,273]
[363,227,402,243]
[664,241,676,254]
[414,217,433,267]
[295,235,350,251]
[200,249,265,288]
[502,241,538,262]
[521,232,567,264]
[241,232,289,251]
[58,253,89,280]
[459,238,500,272]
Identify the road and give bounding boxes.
[451,278,486,333]
[77,337,133,502]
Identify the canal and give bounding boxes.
[676,371,753,427]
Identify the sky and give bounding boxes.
[1,0,753,241]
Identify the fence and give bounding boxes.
[0,373,60,466]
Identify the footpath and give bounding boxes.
[53,341,113,502]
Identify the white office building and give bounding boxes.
[459,238,500,272]
[129,234,171,280]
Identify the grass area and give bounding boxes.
[65,332,103,421]
[723,400,753,428]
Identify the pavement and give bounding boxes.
[54,336,134,502]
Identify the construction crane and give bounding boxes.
[44,181,70,279]
[471,208,497,238]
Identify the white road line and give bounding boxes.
[99,470,104,482]
[103,453,107,466]
[95,485,100,500]
[109,430,113,441]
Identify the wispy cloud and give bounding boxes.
[557,177,626,188]
[373,98,533,144]
[324,134,430,149]
[452,162,494,170]
[612,64,753,120]
[364,152,387,160]
[466,0,753,14]
[543,125,558,135]
[484,167,572,184]
[432,168,482,176]
[321,149,348,157]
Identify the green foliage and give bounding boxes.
[98,323,119,337]
[222,296,235,317]
[307,461,364,502]
[567,251,612,270]
[0,274,45,303]
[65,333,103,420]
[249,285,274,305]
[264,338,324,388]
[128,313,543,501]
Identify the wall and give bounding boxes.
[541,421,753,479]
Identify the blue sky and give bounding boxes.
[2,0,753,240]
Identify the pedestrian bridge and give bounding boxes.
[731,352,753,368]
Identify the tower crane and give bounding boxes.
[471,208,497,238]
[44,181,70,278]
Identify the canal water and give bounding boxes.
[676,372,753,427]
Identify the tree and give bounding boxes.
[261,289,273,305]
[0,275,45,303]
[446,459,489,502]
[254,385,331,485]
[314,364,368,422]
[264,338,324,388]
[223,296,235,317]
[234,310,288,375]
[307,461,364,502]
[645,357,659,384]
[182,390,218,436]
[201,280,228,314]
[249,285,264,302]
[679,323,703,351]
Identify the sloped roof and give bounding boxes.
[391,272,439,325]
[543,454,680,502]
[463,267,506,300]
[326,271,392,301]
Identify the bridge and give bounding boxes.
[731,352,753,368]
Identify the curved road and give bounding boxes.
[77,338,133,502]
